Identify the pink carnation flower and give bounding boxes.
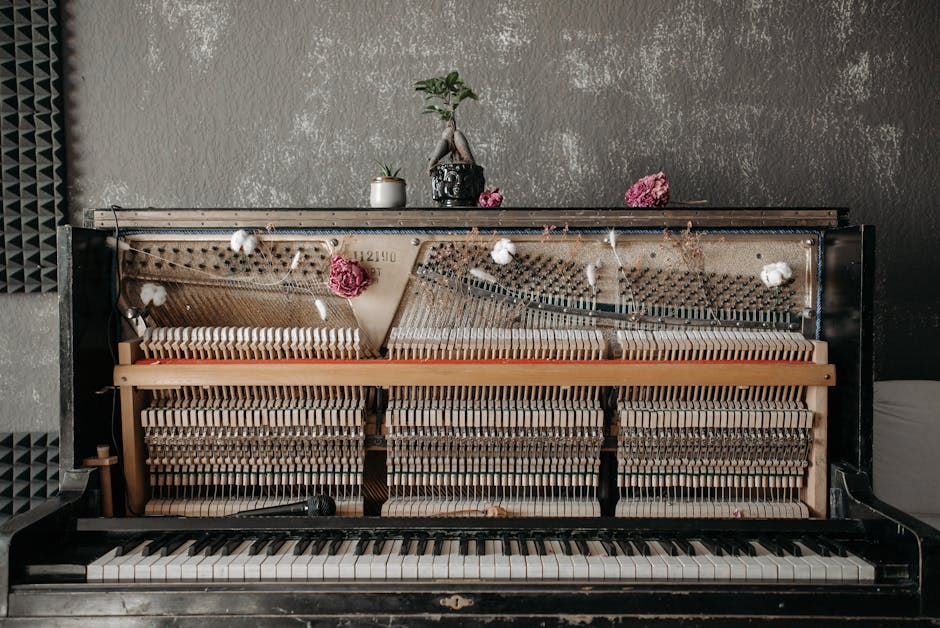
[328,255,371,298]
[624,172,670,208]
[479,187,503,208]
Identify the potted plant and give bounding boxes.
[415,71,485,207]
[370,160,406,208]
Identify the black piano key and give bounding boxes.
[776,538,802,557]
[663,540,681,556]
[432,534,444,557]
[800,537,830,557]
[312,536,329,556]
[415,534,429,556]
[372,534,387,555]
[559,537,573,556]
[327,536,345,556]
[205,534,228,556]
[574,536,590,556]
[160,534,189,557]
[249,535,271,556]
[700,538,723,556]
[818,536,849,557]
[475,535,486,556]
[501,535,513,556]
[534,536,548,557]
[757,537,785,557]
[116,534,146,557]
[636,540,653,557]
[266,534,287,556]
[142,534,169,557]
[222,536,244,556]
[614,537,635,556]
[398,534,413,556]
[677,540,697,556]
[458,535,469,557]
[293,536,313,556]
[354,534,371,556]
[188,533,213,556]
[600,537,618,557]
[516,534,529,557]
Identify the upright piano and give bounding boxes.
[1,207,938,626]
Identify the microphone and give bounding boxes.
[235,494,336,517]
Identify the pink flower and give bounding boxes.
[479,187,503,208]
[625,172,670,208]
[328,255,371,298]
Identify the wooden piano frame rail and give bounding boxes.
[114,340,834,519]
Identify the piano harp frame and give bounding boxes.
[115,339,835,519]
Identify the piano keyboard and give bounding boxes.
[86,531,875,584]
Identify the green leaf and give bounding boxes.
[445,71,459,86]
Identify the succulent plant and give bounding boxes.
[415,71,479,171]
[374,159,402,179]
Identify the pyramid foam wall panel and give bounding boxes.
[0,431,59,523]
[0,1,65,293]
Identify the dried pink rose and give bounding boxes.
[328,255,371,298]
[478,187,503,208]
[624,172,670,208]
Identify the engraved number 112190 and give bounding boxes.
[352,250,397,264]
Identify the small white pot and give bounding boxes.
[370,177,407,208]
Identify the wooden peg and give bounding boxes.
[84,445,119,517]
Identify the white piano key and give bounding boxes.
[524,541,544,580]
[449,542,466,580]
[463,541,481,580]
[86,547,120,582]
[114,543,150,583]
[538,542,558,580]
[507,540,527,580]
[688,541,721,580]
[586,541,621,579]
[795,543,842,582]
[401,540,421,580]
[305,541,331,581]
[416,540,436,580]
[547,541,574,580]
[161,540,197,581]
[746,542,780,581]
[242,546,269,581]
[845,552,876,583]
[432,541,452,579]
[262,540,296,580]
[323,540,353,580]
[479,540,497,580]
[196,548,224,581]
[338,540,360,579]
[383,540,404,581]
[133,552,163,583]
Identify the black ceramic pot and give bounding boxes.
[430,163,485,207]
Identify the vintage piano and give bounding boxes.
[0,207,937,626]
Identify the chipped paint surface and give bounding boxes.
[2,0,937,433]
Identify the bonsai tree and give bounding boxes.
[415,71,479,171]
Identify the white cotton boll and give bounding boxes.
[241,235,258,255]
[607,228,617,249]
[140,282,167,307]
[585,263,598,288]
[469,267,498,284]
[490,238,516,265]
[314,298,327,321]
[230,229,249,253]
[290,250,303,270]
[760,261,793,288]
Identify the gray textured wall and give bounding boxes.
[0,0,937,431]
